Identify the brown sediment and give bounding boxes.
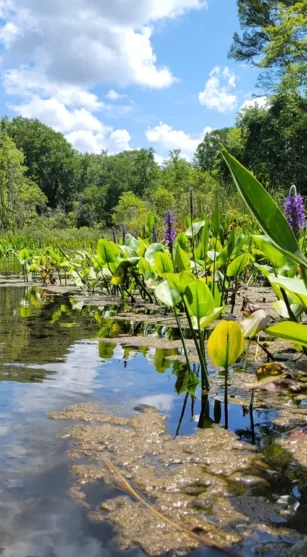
[51,403,305,557]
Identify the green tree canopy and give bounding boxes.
[0,133,47,230]
[230,1,307,90]
[2,117,79,210]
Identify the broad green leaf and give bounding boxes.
[99,342,115,359]
[119,245,135,258]
[190,307,224,330]
[208,321,245,369]
[272,300,303,320]
[144,243,164,265]
[266,321,307,347]
[232,234,248,258]
[221,147,307,267]
[125,233,139,252]
[240,309,270,338]
[227,253,251,278]
[185,220,205,237]
[176,232,190,251]
[195,219,209,261]
[207,250,219,261]
[155,280,180,308]
[154,252,174,276]
[155,349,172,373]
[164,271,196,295]
[253,235,291,270]
[175,243,190,272]
[97,239,120,264]
[269,275,307,306]
[215,245,228,270]
[112,259,138,285]
[19,248,31,264]
[138,257,154,275]
[207,280,223,307]
[183,215,191,229]
[185,280,215,319]
[137,240,147,257]
[146,212,155,234]
[226,228,236,258]
[174,365,199,396]
[254,263,273,278]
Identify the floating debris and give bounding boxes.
[51,403,306,557]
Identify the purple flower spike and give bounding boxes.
[284,185,306,238]
[164,210,176,252]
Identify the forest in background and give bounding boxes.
[0,0,306,241]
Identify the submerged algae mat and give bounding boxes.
[50,403,307,557]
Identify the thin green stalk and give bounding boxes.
[212,243,217,299]
[176,392,189,436]
[243,338,251,371]
[56,244,91,290]
[173,305,194,379]
[249,389,256,445]
[131,270,154,303]
[182,298,210,391]
[224,366,229,430]
[221,267,227,305]
[57,267,62,286]
[230,278,238,314]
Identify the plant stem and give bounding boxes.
[249,389,256,445]
[224,366,229,430]
[173,305,194,379]
[182,298,210,391]
[243,338,251,371]
[176,392,189,436]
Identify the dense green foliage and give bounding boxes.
[196,91,307,194]
[230,0,307,91]
[1,87,306,237]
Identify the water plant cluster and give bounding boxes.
[3,147,307,417]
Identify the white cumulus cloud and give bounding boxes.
[199,66,238,113]
[106,89,127,101]
[240,96,270,111]
[9,95,132,154]
[0,21,21,48]
[0,0,208,155]
[9,96,106,134]
[65,129,132,155]
[146,121,212,160]
[0,0,207,92]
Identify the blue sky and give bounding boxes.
[0,0,264,159]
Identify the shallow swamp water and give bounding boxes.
[0,285,307,557]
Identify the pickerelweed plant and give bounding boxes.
[284,185,306,239]
[221,146,307,354]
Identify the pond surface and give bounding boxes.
[0,286,306,557]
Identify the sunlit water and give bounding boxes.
[0,286,306,557]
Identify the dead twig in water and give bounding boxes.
[104,456,241,557]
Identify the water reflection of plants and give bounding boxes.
[3,147,307,429]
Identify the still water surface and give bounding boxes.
[0,286,303,557]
